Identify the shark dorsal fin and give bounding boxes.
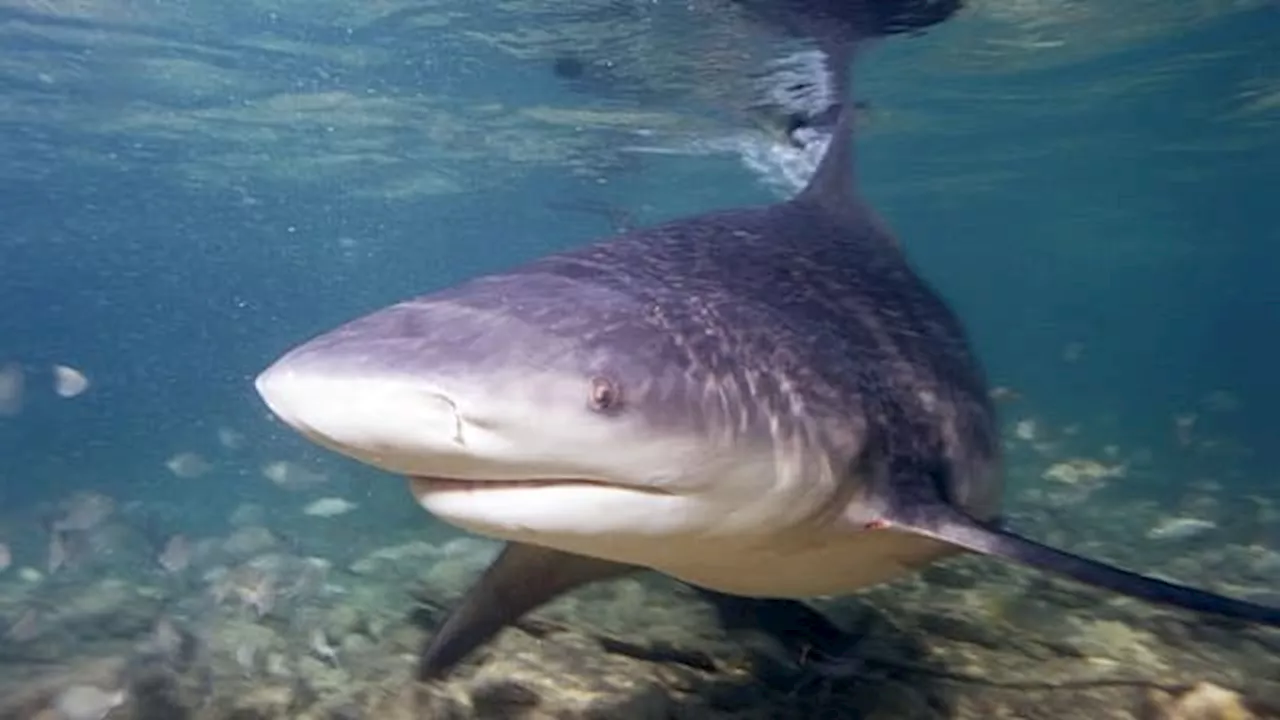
[796,42,858,213]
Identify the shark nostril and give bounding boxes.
[425,392,465,446]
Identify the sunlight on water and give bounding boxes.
[623,128,830,198]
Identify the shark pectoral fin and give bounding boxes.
[416,541,639,681]
[889,498,1280,627]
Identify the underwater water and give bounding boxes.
[0,1,1278,718]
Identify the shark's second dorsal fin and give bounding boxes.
[796,41,858,213]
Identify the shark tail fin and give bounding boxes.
[892,499,1280,627]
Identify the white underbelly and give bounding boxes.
[532,526,962,598]
[648,528,959,597]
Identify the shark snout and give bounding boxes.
[255,355,465,474]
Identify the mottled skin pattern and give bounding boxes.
[297,191,1002,528]
[512,197,1002,517]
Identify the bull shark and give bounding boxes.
[254,26,1280,684]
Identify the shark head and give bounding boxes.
[255,261,825,563]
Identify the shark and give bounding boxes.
[253,7,1280,683]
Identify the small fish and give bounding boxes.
[1062,341,1085,363]
[1202,390,1240,413]
[214,567,278,618]
[1174,413,1197,447]
[51,364,90,398]
[1031,441,1058,456]
[0,542,11,572]
[241,575,276,618]
[157,534,190,573]
[261,460,328,491]
[165,452,212,479]
[1042,459,1126,486]
[47,531,68,574]
[309,627,340,667]
[1013,418,1037,441]
[217,426,246,451]
[0,362,23,416]
[302,497,358,518]
[988,385,1022,403]
[1147,517,1217,541]
[53,491,115,532]
[5,608,39,642]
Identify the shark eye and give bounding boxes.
[587,376,622,414]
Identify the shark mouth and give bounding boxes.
[408,476,673,495]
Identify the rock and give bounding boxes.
[581,682,673,720]
[324,606,364,637]
[52,685,126,720]
[1145,682,1256,720]
[339,634,372,656]
[227,684,299,719]
[469,679,540,718]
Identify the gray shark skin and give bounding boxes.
[255,31,1280,687]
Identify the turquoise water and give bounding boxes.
[0,2,1277,718]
